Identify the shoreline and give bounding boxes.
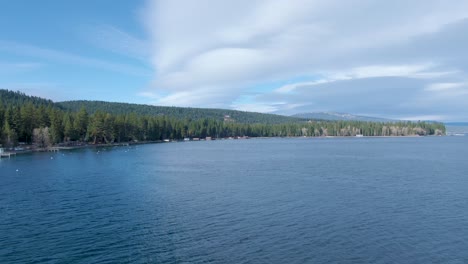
[0,141,164,158]
[1,135,447,158]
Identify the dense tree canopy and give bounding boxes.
[58,100,307,124]
[0,89,446,148]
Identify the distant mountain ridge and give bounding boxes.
[292,112,394,122]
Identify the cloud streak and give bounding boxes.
[0,40,152,76]
[0,62,43,75]
[84,24,151,61]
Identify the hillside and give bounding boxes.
[0,89,306,125]
[292,112,394,122]
[58,100,305,124]
[0,89,55,108]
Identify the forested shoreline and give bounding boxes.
[0,90,446,149]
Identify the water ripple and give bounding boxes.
[1,137,468,263]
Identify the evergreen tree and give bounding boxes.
[2,119,18,148]
[74,107,89,141]
[63,113,77,141]
[20,102,36,143]
[49,109,64,143]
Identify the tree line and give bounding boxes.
[0,90,446,148]
[0,103,446,148]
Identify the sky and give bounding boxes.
[1,0,468,121]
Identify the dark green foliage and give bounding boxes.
[58,100,306,124]
[0,90,55,108]
[0,89,447,147]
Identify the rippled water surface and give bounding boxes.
[1,137,468,263]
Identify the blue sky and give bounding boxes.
[1,0,468,121]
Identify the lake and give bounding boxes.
[1,137,468,263]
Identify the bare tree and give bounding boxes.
[33,127,51,148]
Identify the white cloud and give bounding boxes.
[231,103,279,113]
[425,82,467,91]
[330,64,435,80]
[140,0,468,120]
[137,91,161,100]
[274,63,450,94]
[275,80,328,94]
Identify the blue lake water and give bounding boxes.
[1,137,468,263]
